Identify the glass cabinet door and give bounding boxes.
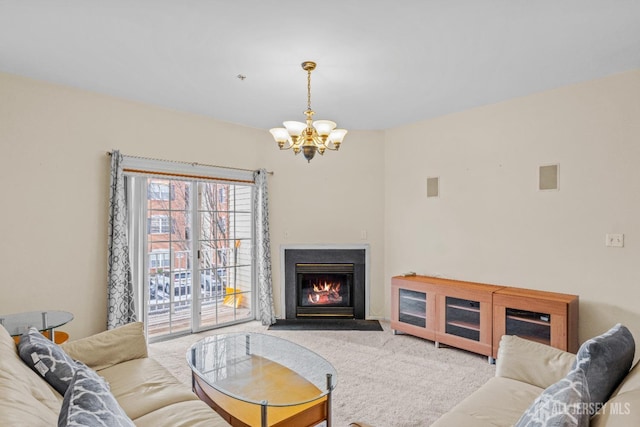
[444,296,480,341]
[505,308,551,345]
[398,289,427,328]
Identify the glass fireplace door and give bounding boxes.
[295,263,354,317]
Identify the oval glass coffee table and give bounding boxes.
[187,332,337,427]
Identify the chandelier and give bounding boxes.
[269,61,347,162]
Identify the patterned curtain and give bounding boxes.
[253,169,276,325]
[107,150,137,329]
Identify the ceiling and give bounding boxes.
[1,1,639,131]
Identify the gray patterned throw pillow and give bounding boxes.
[573,323,635,407]
[18,327,79,395]
[58,364,135,427]
[515,366,591,427]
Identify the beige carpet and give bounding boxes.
[149,320,495,427]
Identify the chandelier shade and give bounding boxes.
[269,61,347,162]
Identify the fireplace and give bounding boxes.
[296,263,354,317]
[283,247,366,319]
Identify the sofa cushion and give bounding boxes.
[496,335,576,390]
[514,366,590,427]
[590,389,640,427]
[132,400,227,427]
[98,357,200,420]
[609,360,640,397]
[61,321,147,371]
[58,363,135,427]
[431,376,544,427]
[0,325,62,426]
[18,327,80,395]
[573,323,635,407]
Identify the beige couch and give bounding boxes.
[352,334,640,427]
[0,322,228,426]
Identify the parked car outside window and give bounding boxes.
[153,271,223,300]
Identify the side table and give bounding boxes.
[0,310,74,344]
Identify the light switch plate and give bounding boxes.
[606,233,624,247]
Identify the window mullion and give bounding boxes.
[190,181,200,332]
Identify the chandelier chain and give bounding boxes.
[307,68,312,111]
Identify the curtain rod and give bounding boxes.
[106,151,273,175]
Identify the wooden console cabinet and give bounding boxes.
[391,275,579,361]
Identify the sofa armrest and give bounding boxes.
[495,335,576,390]
[61,322,147,371]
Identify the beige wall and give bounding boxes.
[0,72,386,339]
[385,69,640,343]
[3,69,638,343]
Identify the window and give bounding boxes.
[148,215,171,234]
[149,251,170,269]
[148,182,172,200]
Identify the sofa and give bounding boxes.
[352,324,640,427]
[0,321,228,426]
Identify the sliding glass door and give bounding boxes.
[142,177,254,340]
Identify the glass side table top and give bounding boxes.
[187,332,337,407]
[0,310,74,336]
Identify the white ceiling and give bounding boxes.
[1,1,639,131]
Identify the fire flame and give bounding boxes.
[307,281,342,304]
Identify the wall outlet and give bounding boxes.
[606,233,624,247]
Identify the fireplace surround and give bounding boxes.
[282,246,367,320]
